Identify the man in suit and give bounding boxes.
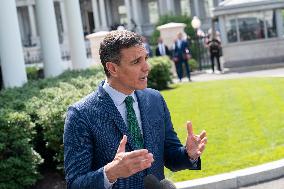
[155,37,170,57]
[172,32,191,82]
[64,30,207,189]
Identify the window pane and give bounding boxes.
[148,1,159,24]
[238,12,265,41]
[265,10,277,38]
[181,0,191,16]
[118,5,127,24]
[226,15,238,43]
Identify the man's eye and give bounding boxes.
[133,59,139,64]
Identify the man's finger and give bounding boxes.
[198,143,206,153]
[187,121,194,136]
[201,137,207,145]
[199,130,207,139]
[127,149,149,159]
[117,135,127,153]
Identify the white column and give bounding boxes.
[92,0,101,31]
[27,4,39,45]
[276,9,284,38]
[59,0,68,43]
[64,0,88,69]
[99,0,108,30]
[124,0,132,30]
[193,0,200,17]
[35,0,63,77]
[131,0,142,33]
[105,0,113,28]
[0,0,27,88]
[218,16,227,44]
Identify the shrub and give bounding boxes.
[26,66,43,81]
[0,110,42,189]
[188,58,198,72]
[148,56,173,90]
[0,65,105,178]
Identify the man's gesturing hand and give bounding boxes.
[185,121,207,160]
[105,135,154,183]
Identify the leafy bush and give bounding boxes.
[26,66,44,81]
[188,58,198,72]
[148,56,173,90]
[0,110,42,189]
[0,66,105,178]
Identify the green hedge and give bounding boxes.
[0,58,172,187]
[0,110,42,189]
[0,66,105,188]
[148,56,173,90]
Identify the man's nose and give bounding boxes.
[142,60,150,72]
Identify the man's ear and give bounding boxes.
[106,62,118,77]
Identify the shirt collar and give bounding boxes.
[103,81,137,106]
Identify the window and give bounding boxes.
[264,10,277,38]
[181,0,191,16]
[118,5,127,24]
[204,0,214,18]
[226,15,238,43]
[225,10,278,43]
[148,1,159,24]
[238,12,265,41]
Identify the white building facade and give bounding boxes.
[0,0,222,88]
[213,0,284,68]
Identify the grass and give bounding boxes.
[161,77,284,182]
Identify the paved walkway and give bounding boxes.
[174,67,284,83]
[240,177,284,189]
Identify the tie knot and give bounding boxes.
[125,96,134,106]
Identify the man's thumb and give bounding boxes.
[117,135,127,153]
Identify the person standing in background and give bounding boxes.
[142,36,153,57]
[155,37,171,57]
[172,32,191,82]
[206,32,222,73]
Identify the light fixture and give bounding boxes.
[191,16,201,29]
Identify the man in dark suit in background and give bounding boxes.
[64,30,207,189]
[172,32,191,82]
[155,37,170,57]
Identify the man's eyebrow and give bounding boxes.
[129,56,140,63]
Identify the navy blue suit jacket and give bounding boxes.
[64,81,201,189]
[173,40,189,61]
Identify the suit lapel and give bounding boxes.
[135,90,156,174]
[97,82,137,151]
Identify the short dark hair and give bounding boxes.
[99,30,143,77]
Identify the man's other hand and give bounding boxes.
[185,121,207,160]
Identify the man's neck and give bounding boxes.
[106,78,134,95]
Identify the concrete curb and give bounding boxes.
[175,159,284,189]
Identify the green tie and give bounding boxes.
[125,96,144,149]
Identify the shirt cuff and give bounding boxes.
[103,166,116,189]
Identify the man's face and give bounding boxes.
[110,45,149,95]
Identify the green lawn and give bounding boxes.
[161,77,284,182]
